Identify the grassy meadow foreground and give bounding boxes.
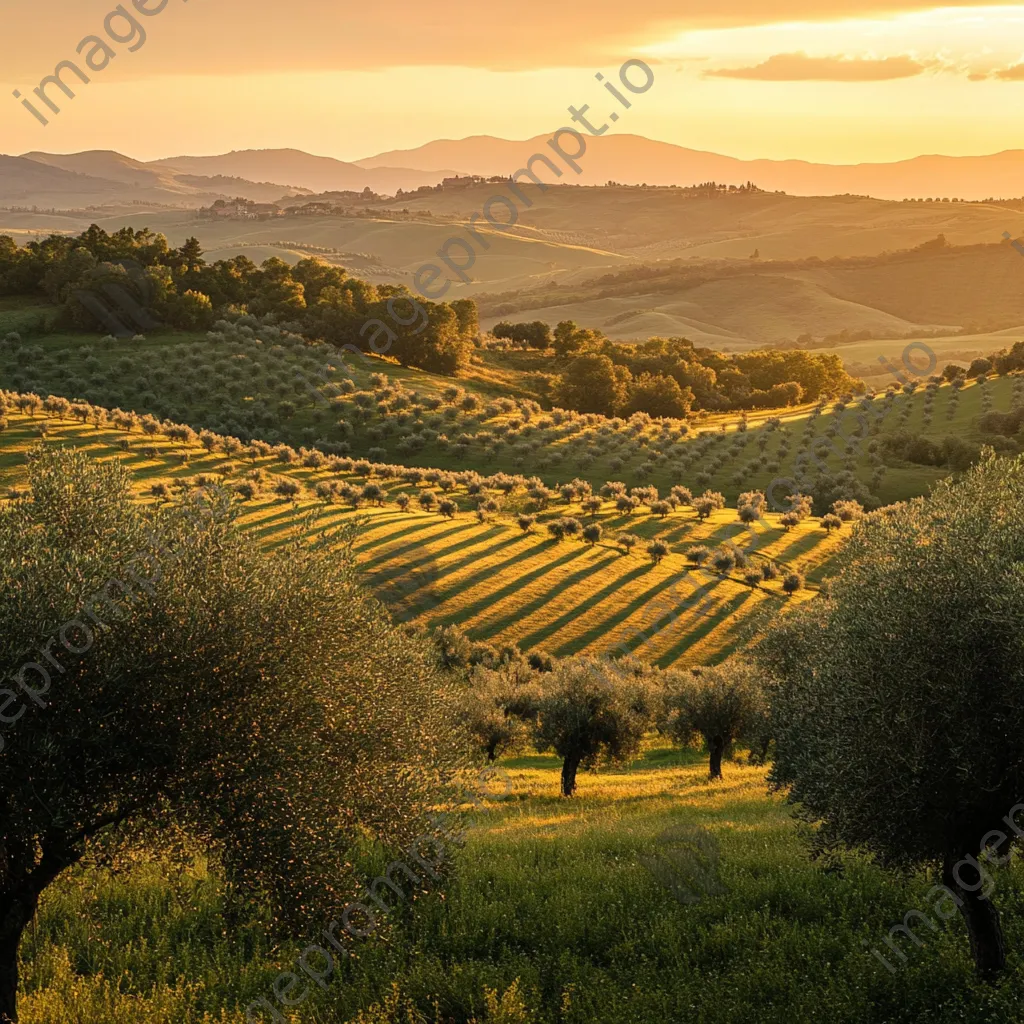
[17,742,1024,1024]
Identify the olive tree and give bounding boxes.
[759,452,1024,980]
[461,660,541,762]
[662,661,766,778]
[533,656,654,796]
[0,448,461,1022]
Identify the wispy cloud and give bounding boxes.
[705,52,928,82]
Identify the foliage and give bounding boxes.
[661,660,768,778]
[0,447,460,1020]
[532,657,655,796]
[759,452,1024,977]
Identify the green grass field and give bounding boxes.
[17,740,1024,1023]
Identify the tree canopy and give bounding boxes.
[759,451,1024,978]
[0,447,460,1021]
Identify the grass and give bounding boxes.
[0,411,838,668]
[17,738,1024,1023]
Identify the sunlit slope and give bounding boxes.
[381,186,1019,261]
[480,238,1024,343]
[482,273,933,347]
[83,211,628,292]
[1,316,1019,508]
[0,412,840,668]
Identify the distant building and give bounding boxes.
[201,199,282,220]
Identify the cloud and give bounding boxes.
[705,52,928,81]
[0,0,1007,78]
[994,63,1024,80]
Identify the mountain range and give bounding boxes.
[4,138,1024,211]
[0,150,452,210]
[358,134,1024,202]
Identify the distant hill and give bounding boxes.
[11,139,1024,210]
[357,134,1024,202]
[148,150,455,196]
[0,150,317,208]
[21,150,185,191]
[476,238,1024,347]
[0,154,121,203]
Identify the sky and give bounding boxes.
[2,1,1024,164]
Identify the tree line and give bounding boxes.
[0,226,479,376]
[493,321,860,416]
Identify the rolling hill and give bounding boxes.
[476,236,1024,345]
[0,403,839,668]
[2,301,1020,514]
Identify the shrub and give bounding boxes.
[460,661,540,762]
[782,572,804,595]
[274,479,302,501]
[711,549,736,574]
[692,498,716,521]
[822,513,843,533]
[617,533,640,555]
[560,517,582,539]
[687,545,711,566]
[647,540,669,564]
[362,483,387,506]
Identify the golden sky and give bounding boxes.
[2,1,1024,164]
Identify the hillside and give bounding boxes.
[7,187,1020,327]
[1,150,311,209]
[477,237,1024,344]
[149,149,456,196]
[2,305,1021,512]
[39,206,629,292]
[378,184,1021,263]
[0,405,837,668]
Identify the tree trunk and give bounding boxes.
[561,754,581,797]
[0,893,40,1023]
[0,933,19,1024]
[0,837,83,1023]
[944,851,1006,981]
[708,735,725,780]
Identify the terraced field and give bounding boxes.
[0,410,841,668]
